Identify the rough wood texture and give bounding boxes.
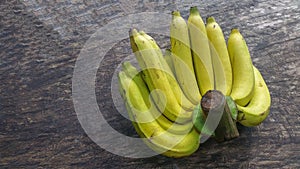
[1,0,299,168]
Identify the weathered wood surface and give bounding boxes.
[0,0,299,168]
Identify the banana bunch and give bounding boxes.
[118,6,271,158]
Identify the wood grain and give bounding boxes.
[0,0,299,168]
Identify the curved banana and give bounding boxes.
[187,6,214,96]
[237,66,271,127]
[118,71,200,158]
[170,11,201,104]
[129,29,192,123]
[140,31,195,111]
[228,29,255,106]
[122,61,194,134]
[206,16,232,96]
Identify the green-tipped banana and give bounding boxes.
[237,66,271,127]
[187,6,214,96]
[206,16,232,96]
[228,29,255,106]
[140,31,195,111]
[118,71,200,158]
[170,11,201,104]
[122,61,194,134]
[129,29,192,123]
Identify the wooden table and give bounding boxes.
[1,0,299,168]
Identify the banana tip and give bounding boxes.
[231,28,240,33]
[129,28,139,36]
[190,6,199,13]
[206,16,215,23]
[172,10,181,17]
[122,61,131,69]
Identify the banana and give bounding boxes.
[206,16,232,96]
[118,70,200,158]
[187,6,215,96]
[129,29,192,123]
[122,61,194,134]
[227,29,255,106]
[170,11,201,104]
[237,66,271,127]
[139,31,195,111]
[164,49,175,75]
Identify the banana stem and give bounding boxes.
[201,90,239,142]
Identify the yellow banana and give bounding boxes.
[122,61,194,134]
[170,11,201,104]
[237,66,271,126]
[206,16,232,96]
[228,29,255,106]
[129,29,192,123]
[164,49,175,74]
[118,71,200,158]
[140,31,195,111]
[187,6,214,96]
